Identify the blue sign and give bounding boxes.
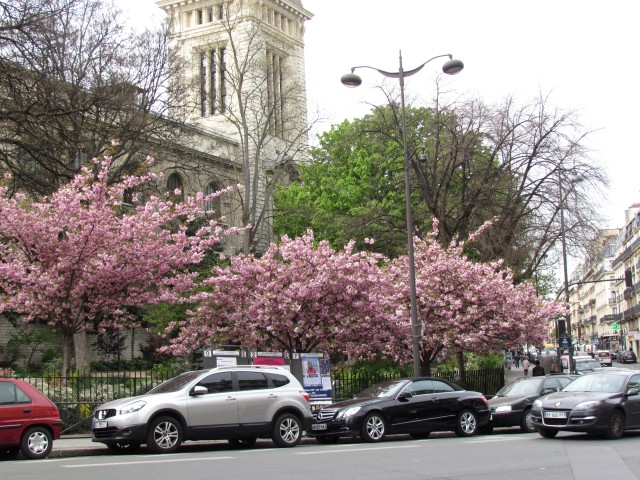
[559,337,571,348]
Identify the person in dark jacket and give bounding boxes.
[531,359,545,377]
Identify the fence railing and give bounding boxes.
[332,368,505,401]
[11,369,182,434]
[7,366,504,433]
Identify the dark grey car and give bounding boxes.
[532,370,640,439]
[92,366,313,453]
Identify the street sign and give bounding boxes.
[612,322,619,331]
[559,337,571,348]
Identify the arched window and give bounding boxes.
[204,182,222,214]
[167,173,184,202]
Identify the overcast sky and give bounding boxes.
[116,0,639,229]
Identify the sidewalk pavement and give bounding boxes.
[50,435,107,458]
[50,435,321,458]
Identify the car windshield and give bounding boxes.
[563,373,625,393]
[355,380,408,399]
[495,378,543,396]
[574,360,601,372]
[147,371,203,394]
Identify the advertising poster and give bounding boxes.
[301,353,332,403]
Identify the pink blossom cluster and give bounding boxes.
[165,222,564,365]
[0,157,240,342]
[163,231,407,358]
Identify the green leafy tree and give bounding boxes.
[275,92,604,282]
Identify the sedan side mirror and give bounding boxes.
[397,391,413,401]
[190,385,208,396]
[627,387,640,397]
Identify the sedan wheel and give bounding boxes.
[454,409,478,437]
[361,413,386,442]
[520,410,536,433]
[272,413,302,447]
[604,410,625,440]
[20,427,53,459]
[146,416,183,453]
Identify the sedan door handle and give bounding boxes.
[225,396,236,401]
[22,409,32,413]
[267,394,278,399]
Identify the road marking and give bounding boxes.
[63,456,236,468]
[296,444,420,455]
[465,435,538,443]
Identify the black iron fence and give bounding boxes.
[11,369,182,434]
[332,367,504,401]
[8,366,504,434]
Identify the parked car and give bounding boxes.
[0,378,63,460]
[596,350,612,367]
[92,366,313,453]
[309,378,490,444]
[573,358,603,374]
[531,370,640,439]
[620,351,637,364]
[483,374,575,434]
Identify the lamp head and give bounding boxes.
[442,58,464,75]
[341,71,362,88]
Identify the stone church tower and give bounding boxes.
[155,0,313,254]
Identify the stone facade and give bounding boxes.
[567,205,640,353]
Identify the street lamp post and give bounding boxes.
[558,173,582,373]
[341,52,464,375]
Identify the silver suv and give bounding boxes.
[92,366,313,453]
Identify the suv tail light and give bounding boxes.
[300,390,310,402]
[480,395,489,406]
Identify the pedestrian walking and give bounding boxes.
[532,360,545,376]
[522,357,530,377]
[514,351,521,368]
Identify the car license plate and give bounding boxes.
[94,421,108,429]
[543,411,567,419]
[312,423,327,431]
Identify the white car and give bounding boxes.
[92,366,313,453]
[596,350,612,367]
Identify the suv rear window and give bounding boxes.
[266,373,291,388]
[237,371,269,391]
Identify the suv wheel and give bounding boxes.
[147,416,183,453]
[20,426,53,459]
[272,413,302,447]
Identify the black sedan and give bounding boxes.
[309,378,491,443]
[531,370,640,439]
[620,351,637,364]
[483,374,575,433]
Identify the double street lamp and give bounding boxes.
[341,52,464,375]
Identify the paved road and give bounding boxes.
[6,431,640,480]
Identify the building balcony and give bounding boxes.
[600,313,622,324]
[622,304,640,320]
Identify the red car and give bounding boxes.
[0,378,63,459]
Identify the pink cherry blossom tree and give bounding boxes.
[388,220,565,375]
[0,156,239,372]
[163,231,406,359]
